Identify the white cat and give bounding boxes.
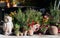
[3,15,13,35]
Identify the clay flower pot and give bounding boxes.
[58,28,60,33]
[20,33,23,36]
[49,26,58,35]
[29,30,34,36]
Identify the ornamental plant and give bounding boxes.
[10,8,50,35]
[50,0,60,33]
[50,0,60,26]
[26,9,50,34]
[13,8,43,33]
[25,9,43,25]
[40,15,50,34]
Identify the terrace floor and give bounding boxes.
[0,25,60,38]
[0,34,60,38]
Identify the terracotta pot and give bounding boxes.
[49,26,58,35]
[29,30,34,36]
[20,33,23,36]
[39,33,42,35]
[23,31,28,36]
[58,28,60,33]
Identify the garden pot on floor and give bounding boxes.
[49,26,58,35]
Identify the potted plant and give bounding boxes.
[49,0,60,34]
[13,8,30,36]
[25,9,42,35]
